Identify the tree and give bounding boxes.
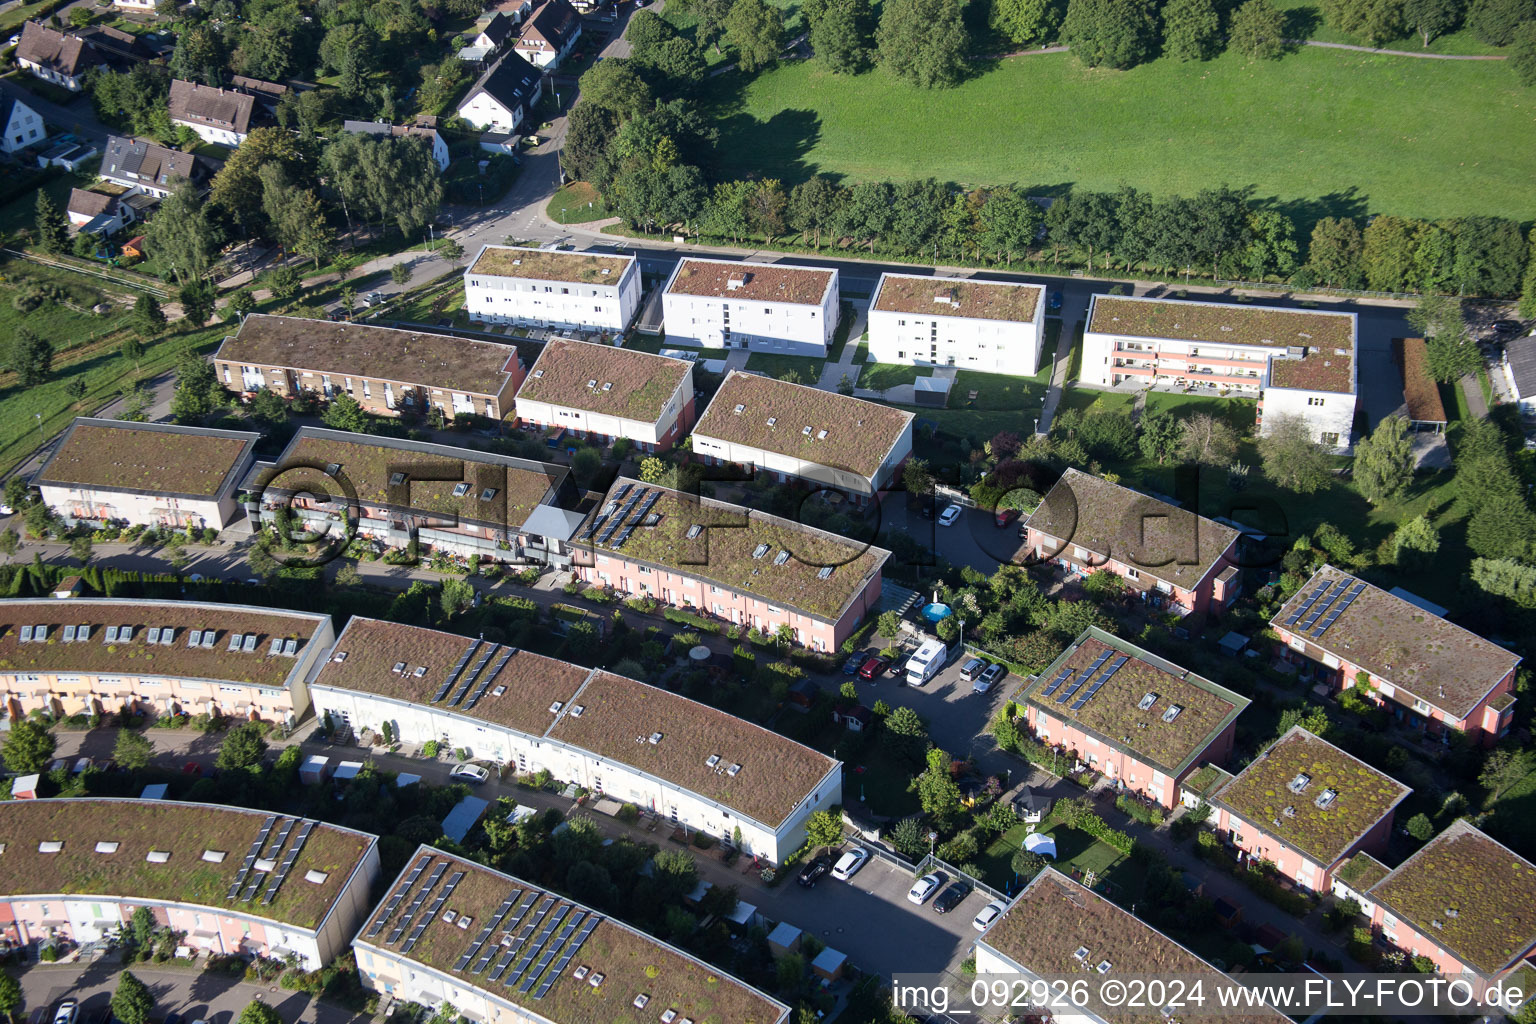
[319,132,442,241]
[877,0,970,87]
[1390,514,1440,569]
[33,192,67,254]
[390,262,412,288]
[725,0,786,71]
[788,175,841,247]
[1353,415,1414,503]
[266,265,301,300]
[322,393,371,433]
[11,328,54,386]
[210,128,311,236]
[147,180,221,285]
[440,578,475,618]
[1061,0,1159,68]
[1479,745,1536,797]
[877,610,904,640]
[1362,215,1422,292]
[1511,19,1536,84]
[1176,413,1239,466]
[260,164,334,269]
[903,458,935,495]
[888,816,927,857]
[438,239,465,265]
[639,456,667,483]
[114,729,154,772]
[0,529,18,562]
[1467,493,1536,560]
[1467,0,1534,45]
[169,356,223,424]
[1138,412,1181,463]
[1011,848,1045,879]
[217,722,269,771]
[1405,812,1434,841]
[132,294,166,339]
[1404,0,1464,44]
[978,185,1044,265]
[177,281,215,327]
[111,972,153,1024]
[1321,0,1407,44]
[577,59,655,121]
[1447,215,1525,297]
[70,535,94,566]
[0,972,21,1023]
[235,1004,281,1024]
[1161,0,1221,59]
[812,0,876,70]
[911,747,963,825]
[989,0,1059,44]
[4,478,28,512]
[1258,414,1333,493]
[1408,294,1482,382]
[2,718,55,773]
[1229,0,1287,57]
[805,809,843,847]
[1307,217,1364,288]
[882,704,928,758]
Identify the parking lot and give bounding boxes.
[18,963,366,1024]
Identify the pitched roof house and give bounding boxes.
[100,135,220,198]
[0,84,46,155]
[514,0,582,68]
[167,79,257,146]
[456,51,543,131]
[342,119,451,172]
[14,21,101,90]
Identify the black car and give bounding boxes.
[797,855,832,887]
[932,881,972,914]
[1493,319,1525,334]
[842,650,870,675]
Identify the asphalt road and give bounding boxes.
[18,963,368,1024]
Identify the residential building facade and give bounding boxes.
[1,89,45,155]
[662,259,838,355]
[463,246,641,334]
[312,620,842,862]
[32,418,260,532]
[99,134,220,199]
[514,338,694,451]
[1022,468,1243,618]
[867,273,1047,376]
[456,52,542,131]
[213,314,523,422]
[342,120,451,172]
[1270,565,1520,743]
[1019,628,1249,809]
[14,22,99,90]
[167,80,256,147]
[1501,331,1536,420]
[513,0,581,68]
[0,798,379,970]
[690,369,914,501]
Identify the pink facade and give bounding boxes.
[2,899,276,958]
[1213,801,1396,893]
[1026,707,1237,809]
[1023,527,1239,618]
[1367,907,1536,997]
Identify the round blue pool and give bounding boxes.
[920,602,953,623]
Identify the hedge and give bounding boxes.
[662,607,721,634]
[1079,812,1135,855]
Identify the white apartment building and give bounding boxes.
[514,339,695,451]
[867,273,1047,376]
[1082,294,1359,449]
[463,246,641,335]
[661,258,838,356]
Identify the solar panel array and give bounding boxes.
[506,904,571,988]
[1070,655,1130,711]
[1298,578,1352,634]
[366,856,431,938]
[597,488,646,545]
[1309,580,1366,639]
[242,817,297,902]
[612,490,662,549]
[402,870,464,952]
[1056,650,1112,705]
[1039,664,1075,699]
[533,914,601,999]
[454,889,524,972]
[448,643,499,707]
[488,894,557,982]
[226,815,277,900]
[1282,580,1332,628]
[387,861,448,944]
[260,819,316,905]
[518,908,585,993]
[465,647,516,711]
[432,639,482,703]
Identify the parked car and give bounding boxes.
[907,873,942,905]
[71,757,93,775]
[797,855,832,887]
[54,1001,78,1024]
[1493,319,1524,334]
[831,847,870,880]
[1048,291,1063,311]
[938,504,963,526]
[994,507,1019,528]
[933,881,972,914]
[857,655,891,680]
[842,650,870,675]
[974,662,1006,693]
[959,657,987,683]
[449,763,490,785]
[972,898,1008,932]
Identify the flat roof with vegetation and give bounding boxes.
[1394,338,1448,423]
[0,798,374,931]
[581,476,889,623]
[517,339,691,422]
[666,258,834,305]
[1213,726,1411,866]
[872,273,1042,322]
[33,419,259,499]
[1271,565,1519,720]
[1334,852,1390,892]
[693,370,913,481]
[467,245,634,284]
[1023,628,1248,777]
[0,598,328,688]
[1368,820,1536,977]
[1087,295,1356,353]
[359,847,787,1024]
[1266,346,1354,395]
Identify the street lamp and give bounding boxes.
[928,830,938,861]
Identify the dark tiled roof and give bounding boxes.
[341,120,442,150]
[517,339,691,422]
[100,135,217,189]
[16,21,99,77]
[167,79,255,133]
[1504,333,1536,400]
[666,258,834,305]
[872,273,1042,322]
[67,188,118,218]
[229,74,287,100]
[32,418,258,499]
[517,0,580,50]
[477,11,515,45]
[465,51,542,112]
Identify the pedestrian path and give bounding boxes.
[1035,317,1076,435]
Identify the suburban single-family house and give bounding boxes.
[1270,564,1520,743]
[1501,331,1536,420]
[0,86,45,155]
[228,74,287,108]
[246,428,578,565]
[456,51,543,132]
[514,0,582,68]
[32,418,260,532]
[463,245,641,335]
[867,273,1048,376]
[571,476,889,652]
[353,847,790,1022]
[515,339,695,452]
[112,0,155,10]
[99,134,220,199]
[0,597,333,726]
[1019,627,1250,809]
[0,798,378,970]
[690,370,914,503]
[1209,725,1411,893]
[1022,468,1242,618]
[167,79,257,147]
[342,119,451,173]
[662,259,839,355]
[65,188,130,234]
[313,621,842,862]
[213,314,524,422]
[471,11,516,50]
[14,21,101,90]
[1082,295,1359,449]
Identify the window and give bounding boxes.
[1308,397,1325,406]
[1320,432,1340,446]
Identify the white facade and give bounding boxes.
[174,120,245,148]
[464,247,641,332]
[515,373,692,449]
[867,273,1047,376]
[1258,379,1356,450]
[691,412,911,497]
[1,95,45,154]
[112,0,155,9]
[457,76,541,132]
[309,683,842,863]
[662,259,838,356]
[41,483,240,531]
[17,57,86,92]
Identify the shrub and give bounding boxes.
[663,607,721,633]
[421,740,440,759]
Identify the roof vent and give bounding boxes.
[512,258,522,265]
[767,416,777,427]
[1073,946,1089,961]
[661,1012,678,1024]
[254,857,277,872]
[570,704,584,717]
[392,661,406,674]
[602,382,613,391]
[1446,907,1459,918]
[1161,704,1182,724]
[573,966,589,980]
[817,429,828,440]
[1288,773,1311,795]
[1315,788,1338,810]
[1138,692,1158,711]
[649,732,663,744]
[587,379,597,388]
[633,995,650,1010]
[1283,806,1296,818]
[549,701,564,714]
[146,850,170,864]
[305,869,329,884]
[480,488,498,501]
[706,754,721,768]
[802,426,812,436]
[752,543,770,559]
[1097,960,1112,974]
[202,849,227,863]
[325,463,341,475]
[727,763,742,776]
[733,404,745,414]
[588,972,605,988]
[726,276,745,290]
[443,911,457,924]
[532,369,544,377]
[686,524,703,539]
[457,915,472,929]
[413,666,427,677]
[817,566,834,580]
[389,472,406,486]
[453,482,471,497]
[773,550,791,566]
[39,841,64,854]
[95,841,120,854]
[492,685,506,696]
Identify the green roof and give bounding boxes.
[468,245,634,284]
[518,338,691,423]
[33,419,258,499]
[1088,295,1356,352]
[1335,852,1390,891]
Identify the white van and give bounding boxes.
[905,638,948,686]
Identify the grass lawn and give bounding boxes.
[622,333,731,360]
[951,369,1048,411]
[1487,768,1536,857]
[849,751,921,819]
[709,47,1533,220]
[852,341,869,365]
[977,821,1129,896]
[744,351,824,382]
[546,182,611,224]
[1144,392,1258,433]
[1057,387,1135,418]
[857,361,919,391]
[0,263,132,349]
[0,162,101,239]
[1271,0,1505,55]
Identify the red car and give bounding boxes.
[994,507,1019,528]
[858,655,891,680]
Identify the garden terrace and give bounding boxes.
[1335,852,1390,892]
[666,259,833,306]
[1270,565,1519,720]
[0,798,374,930]
[360,849,787,1024]
[0,599,327,688]
[518,339,691,421]
[1023,629,1248,776]
[546,671,837,828]
[259,429,564,532]
[216,315,519,397]
[467,245,633,284]
[581,477,889,621]
[1182,763,1232,802]
[982,868,1286,1024]
[1027,468,1239,591]
[1088,296,1356,353]
[313,618,590,736]
[32,419,258,499]
[1368,820,1536,977]
[1212,726,1410,866]
[872,274,1042,322]
[1393,338,1448,424]
[694,371,913,480]
[1266,347,1354,394]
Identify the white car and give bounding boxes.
[938,504,963,526]
[449,763,490,785]
[907,873,941,905]
[53,1001,78,1024]
[972,898,1008,932]
[831,847,869,881]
